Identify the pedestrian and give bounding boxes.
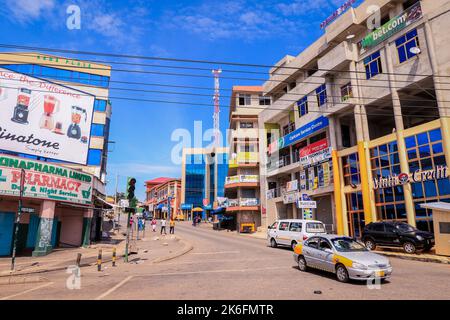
[160,218,167,235]
[192,215,197,226]
[170,218,175,234]
[151,218,157,232]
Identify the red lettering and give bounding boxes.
[11,171,21,183]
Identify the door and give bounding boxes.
[302,237,321,268]
[51,218,59,247]
[0,212,15,256]
[277,221,290,245]
[384,223,400,246]
[26,214,40,248]
[289,221,302,244]
[318,238,335,272]
[370,222,387,245]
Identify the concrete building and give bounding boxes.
[145,177,181,219]
[259,0,450,237]
[224,86,268,232]
[0,52,112,256]
[180,147,229,221]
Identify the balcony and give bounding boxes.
[225,175,259,188]
[229,152,259,168]
[318,41,356,73]
[226,198,260,212]
[267,154,291,171]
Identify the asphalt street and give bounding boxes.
[1,221,449,300]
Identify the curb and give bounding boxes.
[377,251,450,264]
[152,237,194,263]
[0,275,49,286]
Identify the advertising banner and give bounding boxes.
[308,167,315,191]
[286,179,298,192]
[361,2,422,49]
[303,208,313,220]
[299,139,329,157]
[0,154,93,204]
[300,147,332,168]
[300,170,307,191]
[297,201,317,209]
[0,68,95,164]
[323,162,331,187]
[282,191,298,204]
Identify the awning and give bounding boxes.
[192,207,203,212]
[181,203,193,210]
[156,204,165,210]
[212,207,226,214]
[94,195,115,208]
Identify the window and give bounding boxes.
[278,222,289,231]
[305,237,319,249]
[297,96,308,117]
[238,94,251,106]
[340,83,353,102]
[283,122,295,136]
[342,153,360,186]
[94,99,107,112]
[319,239,332,250]
[87,149,102,165]
[240,122,254,128]
[372,223,385,232]
[270,221,278,229]
[396,29,420,64]
[90,124,105,137]
[289,222,302,232]
[306,222,326,233]
[315,84,327,107]
[385,224,396,233]
[364,51,382,79]
[259,95,271,105]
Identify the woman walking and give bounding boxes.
[151,218,157,232]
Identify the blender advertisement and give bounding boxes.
[0,67,95,164]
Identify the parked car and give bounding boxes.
[267,219,327,250]
[362,221,434,254]
[293,235,392,283]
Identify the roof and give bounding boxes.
[145,177,175,184]
[232,86,263,93]
[420,202,450,212]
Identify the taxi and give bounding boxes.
[293,234,393,283]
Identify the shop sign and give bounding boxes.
[297,201,317,209]
[283,191,298,204]
[119,199,129,208]
[300,170,307,191]
[361,2,422,49]
[0,68,96,164]
[269,116,329,154]
[320,0,356,29]
[323,162,331,187]
[303,208,313,220]
[0,154,93,205]
[286,179,298,192]
[266,189,276,200]
[36,55,93,69]
[300,147,332,168]
[373,166,449,190]
[21,207,35,213]
[299,139,329,157]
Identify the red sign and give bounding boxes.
[299,139,329,157]
[203,198,209,206]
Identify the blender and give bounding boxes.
[39,95,60,130]
[67,106,87,140]
[11,88,31,124]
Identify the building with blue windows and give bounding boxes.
[0,52,112,256]
[181,147,229,221]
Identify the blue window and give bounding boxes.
[363,51,382,79]
[429,128,442,142]
[315,84,327,107]
[297,96,308,117]
[90,124,105,136]
[395,29,419,64]
[94,99,107,112]
[87,149,102,165]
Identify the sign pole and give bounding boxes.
[11,169,25,271]
[124,211,131,263]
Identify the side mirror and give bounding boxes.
[324,248,333,254]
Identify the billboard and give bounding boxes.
[0,68,95,164]
[0,153,93,205]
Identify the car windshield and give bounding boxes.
[306,222,326,233]
[331,238,367,252]
[396,223,417,233]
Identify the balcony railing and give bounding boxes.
[225,175,259,185]
[267,154,291,171]
[229,152,258,168]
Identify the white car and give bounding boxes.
[267,219,327,250]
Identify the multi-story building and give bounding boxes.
[180,147,229,221]
[224,86,268,232]
[259,0,450,237]
[145,177,181,219]
[0,52,112,256]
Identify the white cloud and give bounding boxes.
[3,0,55,23]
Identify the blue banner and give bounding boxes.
[180,203,193,210]
[281,116,329,149]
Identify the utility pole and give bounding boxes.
[114,173,119,231]
[11,169,25,271]
[212,69,222,147]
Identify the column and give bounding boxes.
[32,200,55,257]
[385,44,416,227]
[82,208,94,247]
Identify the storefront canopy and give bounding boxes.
[212,207,226,214]
[156,203,165,210]
[192,207,203,212]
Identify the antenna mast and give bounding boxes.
[212,69,222,147]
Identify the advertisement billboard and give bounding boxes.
[0,154,93,205]
[0,68,95,164]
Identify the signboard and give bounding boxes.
[323,162,331,187]
[300,170,307,191]
[297,201,317,209]
[373,166,449,190]
[300,147,332,168]
[303,208,313,220]
[361,2,422,49]
[21,207,35,213]
[320,0,356,29]
[269,116,329,154]
[0,154,93,204]
[299,139,329,158]
[308,167,315,191]
[119,199,129,208]
[180,203,193,210]
[0,68,95,164]
[285,179,298,192]
[283,191,298,204]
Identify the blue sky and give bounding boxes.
[0,0,362,200]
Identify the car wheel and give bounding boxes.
[291,241,297,251]
[403,242,416,254]
[270,238,277,248]
[298,256,307,271]
[336,264,349,283]
[364,239,376,251]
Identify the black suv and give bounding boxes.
[362,221,434,254]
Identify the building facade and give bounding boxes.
[259,0,450,237]
[180,147,229,221]
[145,177,181,219]
[0,52,112,256]
[224,86,267,232]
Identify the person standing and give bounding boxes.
[169,218,175,234]
[160,218,167,235]
[151,218,157,232]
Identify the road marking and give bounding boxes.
[95,276,133,300]
[134,266,290,277]
[191,250,240,255]
[160,257,271,265]
[0,282,53,300]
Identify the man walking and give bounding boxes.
[151,218,157,232]
[169,218,175,234]
[160,218,167,235]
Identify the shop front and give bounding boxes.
[0,154,94,256]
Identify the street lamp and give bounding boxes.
[11,168,25,271]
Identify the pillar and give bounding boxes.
[332,150,346,235]
[82,208,94,247]
[32,201,55,257]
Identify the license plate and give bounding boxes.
[375,271,385,277]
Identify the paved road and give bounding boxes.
[1,221,449,300]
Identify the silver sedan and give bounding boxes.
[293,234,393,283]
